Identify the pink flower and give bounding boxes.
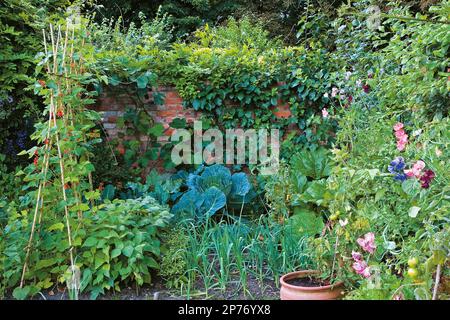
[322,108,329,118]
[404,169,414,178]
[393,123,404,131]
[352,251,363,261]
[397,134,408,143]
[404,160,425,178]
[393,123,408,151]
[394,129,406,138]
[357,232,376,254]
[361,266,371,278]
[397,141,407,151]
[352,260,371,278]
[413,160,425,171]
[331,87,339,97]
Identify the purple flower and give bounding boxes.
[388,157,405,174]
[394,173,407,182]
[419,169,435,189]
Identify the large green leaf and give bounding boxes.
[286,208,324,239]
[195,164,233,195]
[199,187,226,218]
[291,148,331,179]
[230,172,251,197]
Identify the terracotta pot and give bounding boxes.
[280,270,345,300]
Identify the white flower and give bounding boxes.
[345,71,352,81]
[339,219,348,227]
[331,87,339,97]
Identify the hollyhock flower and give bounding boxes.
[347,95,353,103]
[357,232,376,254]
[322,108,329,118]
[356,79,362,87]
[323,92,329,98]
[331,87,339,97]
[352,260,371,278]
[363,84,370,93]
[352,251,363,261]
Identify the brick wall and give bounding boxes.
[94,86,201,144]
[93,85,293,144]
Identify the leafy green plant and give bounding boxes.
[0,0,73,168]
[265,147,332,233]
[159,227,189,289]
[172,164,256,221]
[78,196,172,299]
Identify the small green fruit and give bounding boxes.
[408,257,418,267]
[407,268,418,278]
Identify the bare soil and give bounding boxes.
[14,274,280,300]
[285,276,330,287]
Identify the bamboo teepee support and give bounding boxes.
[20,23,80,289]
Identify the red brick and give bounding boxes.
[165,97,184,105]
[274,111,291,118]
[164,127,175,136]
[165,104,184,111]
[157,110,178,117]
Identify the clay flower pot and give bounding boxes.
[280,270,345,300]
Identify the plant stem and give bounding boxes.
[432,264,442,300]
